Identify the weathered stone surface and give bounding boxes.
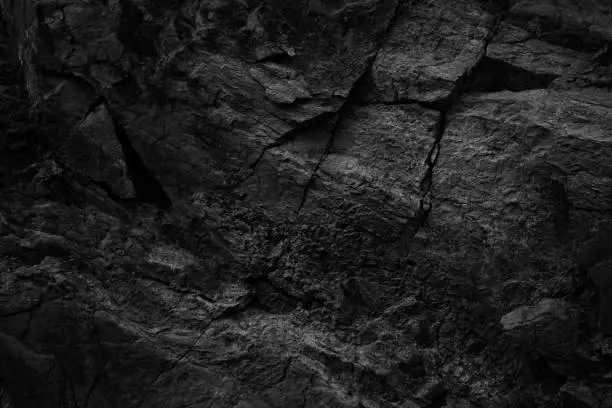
[501,298,578,359]
[300,103,439,245]
[509,0,612,47]
[360,0,495,105]
[3,0,612,407]
[425,86,612,271]
[33,0,401,202]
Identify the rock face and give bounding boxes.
[500,299,578,359]
[1,0,612,407]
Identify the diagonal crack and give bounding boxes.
[248,110,340,172]
[295,113,343,215]
[132,316,221,408]
[402,11,506,256]
[38,68,172,209]
[294,0,404,216]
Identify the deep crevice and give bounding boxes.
[39,68,172,209]
[107,109,172,209]
[403,11,506,253]
[419,111,447,197]
[468,57,559,93]
[256,52,294,65]
[295,114,340,214]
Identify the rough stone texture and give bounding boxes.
[430,87,612,247]
[500,298,578,359]
[2,0,612,407]
[359,0,496,105]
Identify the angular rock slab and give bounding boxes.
[360,0,495,105]
[430,87,612,255]
[472,21,612,92]
[300,103,439,243]
[33,0,400,202]
[501,298,578,359]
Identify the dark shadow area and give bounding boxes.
[109,111,172,209]
[507,14,610,55]
[531,359,568,396]
[117,0,163,58]
[257,52,295,65]
[469,58,559,92]
[477,0,514,16]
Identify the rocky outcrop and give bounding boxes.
[2,0,612,407]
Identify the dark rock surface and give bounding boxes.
[1,0,612,407]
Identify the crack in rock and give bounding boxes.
[90,312,119,408]
[38,68,171,209]
[403,10,506,252]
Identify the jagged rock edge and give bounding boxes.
[295,0,403,215]
[238,0,404,192]
[406,11,507,252]
[38,68,172,209]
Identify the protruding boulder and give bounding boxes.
[501,298,579,359]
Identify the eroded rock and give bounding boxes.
[501,298,579,359]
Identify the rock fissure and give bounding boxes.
[291,0,403,215]
[248,110,339,171]
[295,68,379,215]
[295,114,341,215]
[108,108,172,209]
[403,10,506,252]
[469,57,560,93]
[39,68,171,209]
